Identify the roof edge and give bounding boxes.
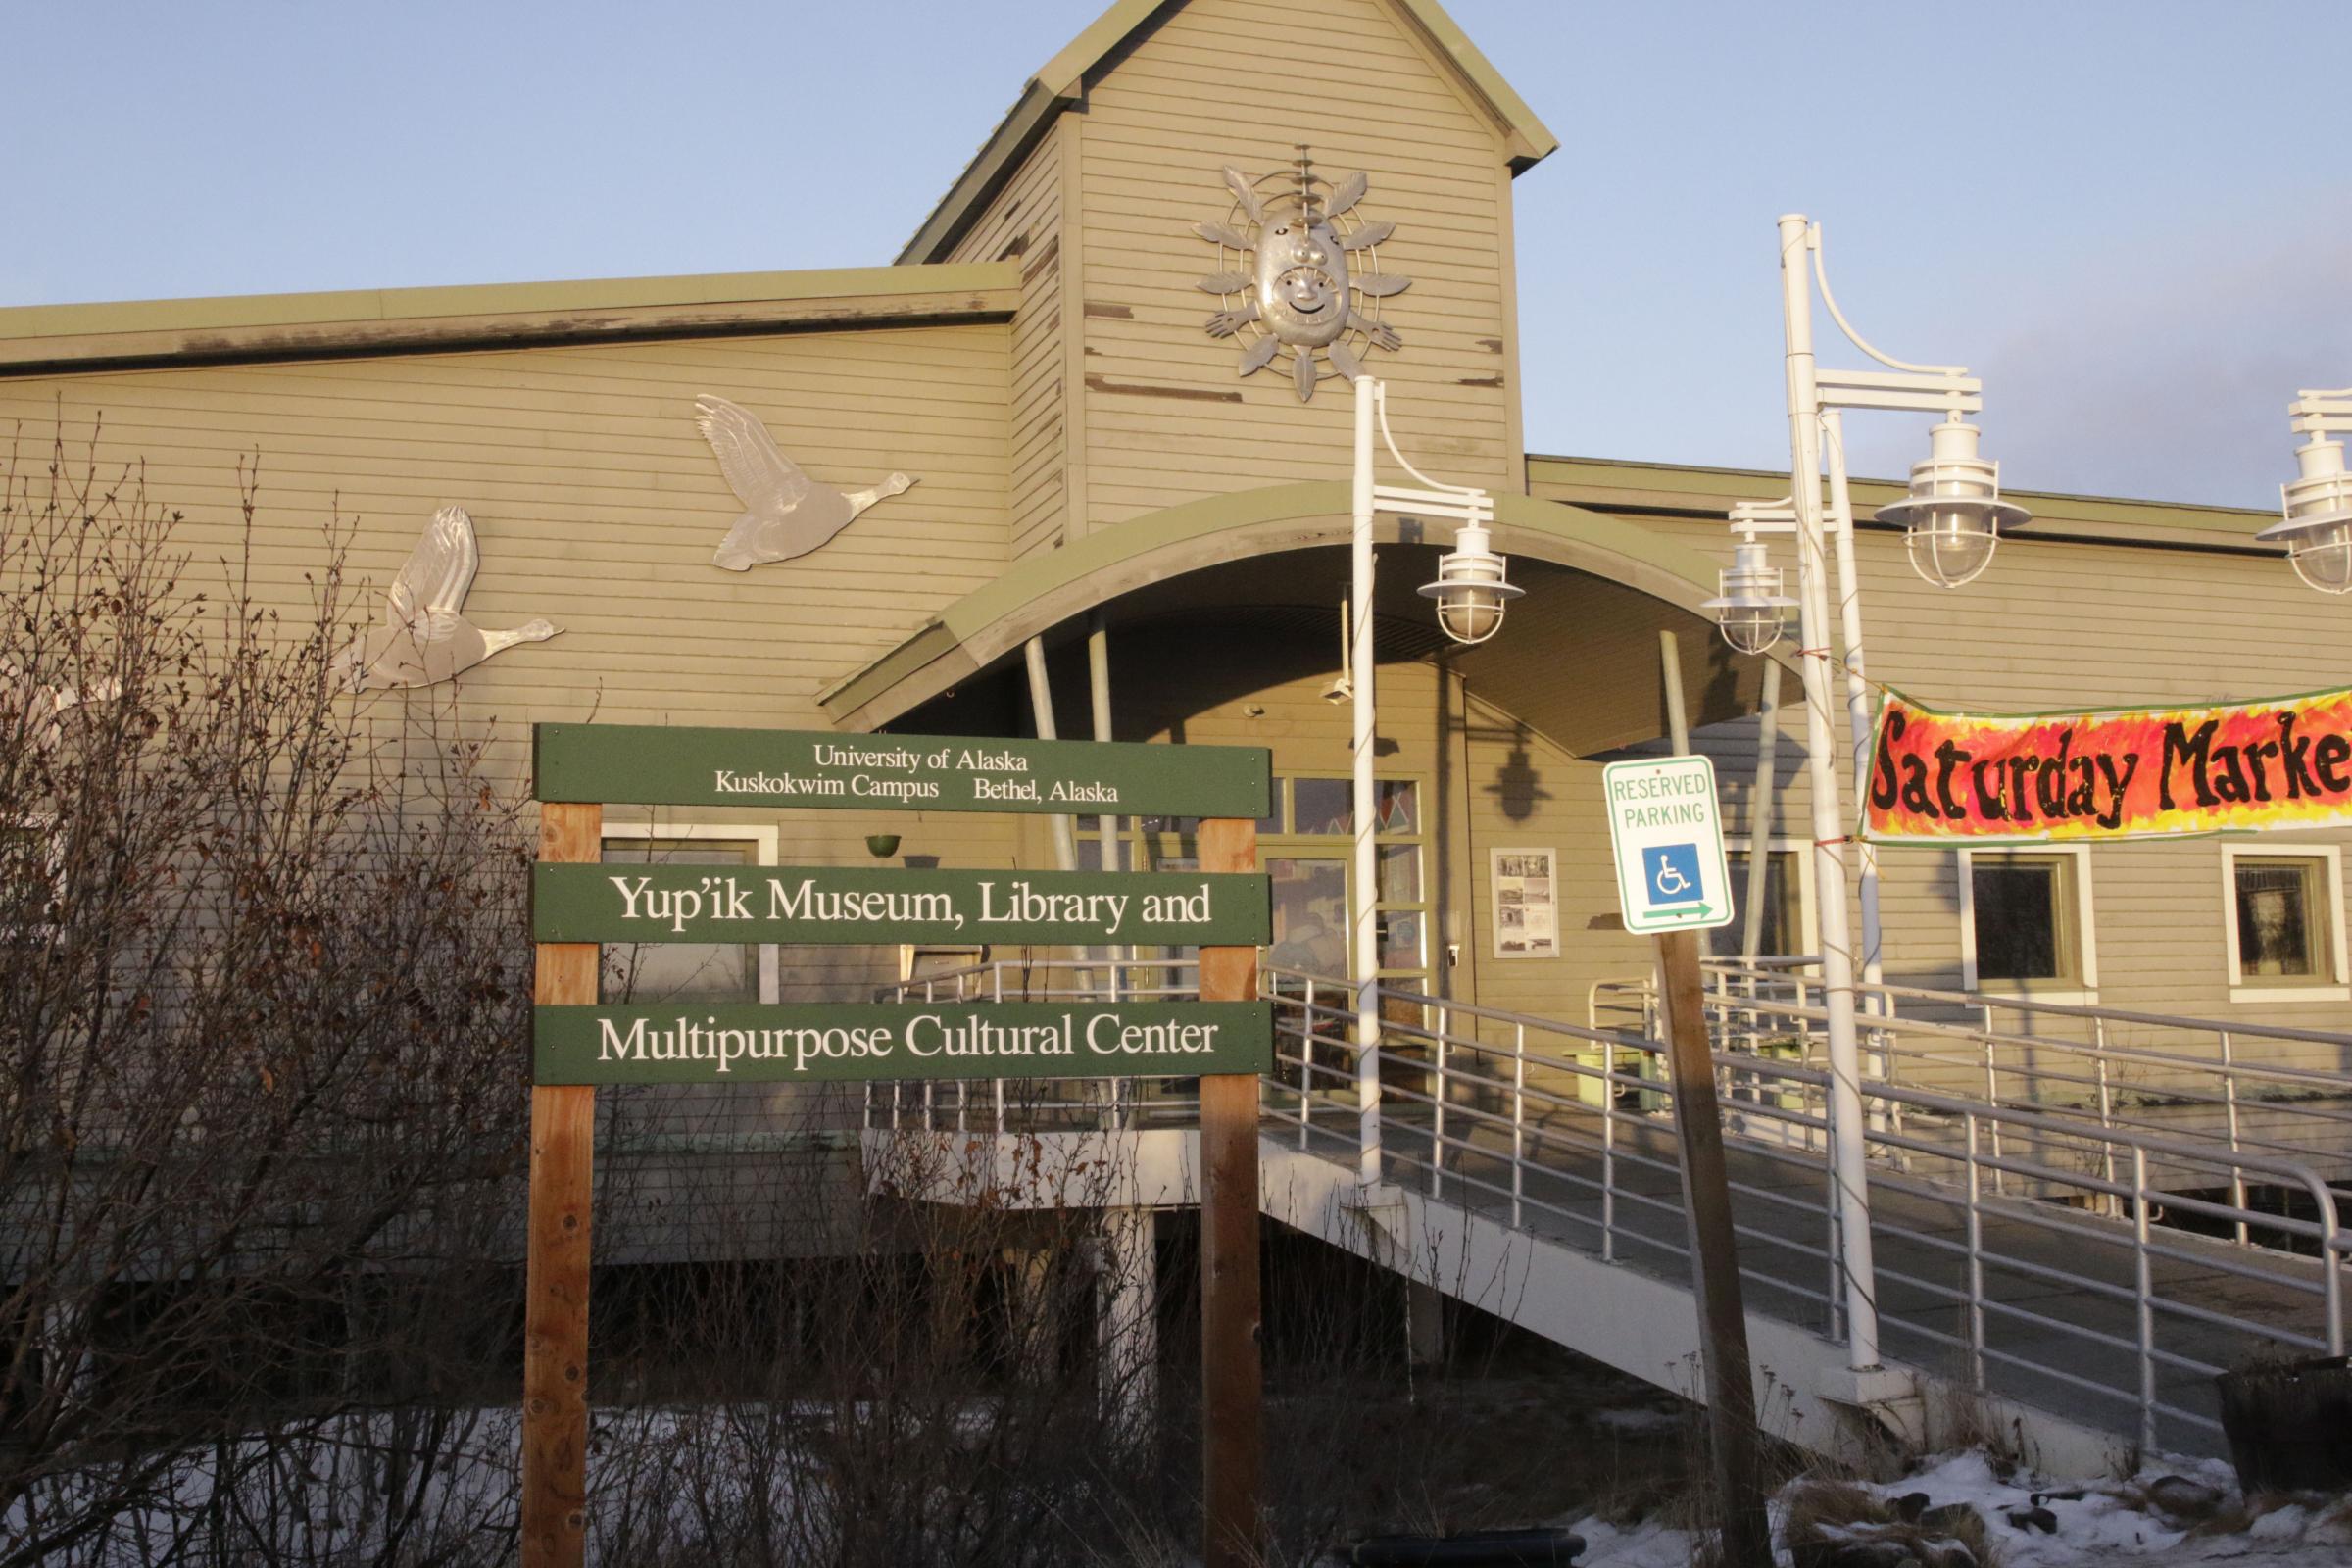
[896,0,1556,267]
[0,262,1022,376]
[1529,452,2279,549]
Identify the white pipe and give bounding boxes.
[1740,661,1782,962]
[1822,415,1886,1009]
[1024,636,1078,873]
[1780,213,1881,1370]
[1352,374,1383,1188]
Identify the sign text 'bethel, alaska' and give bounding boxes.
[533,723,1271,818]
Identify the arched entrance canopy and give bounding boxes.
[818,481,1795,756]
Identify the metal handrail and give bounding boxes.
[859,956,2350,1455]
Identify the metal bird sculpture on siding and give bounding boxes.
[337,506,559,693]
[694,394,917,570]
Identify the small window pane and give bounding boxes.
[2237,858,2326,980]
[1375,780,1419,835]
[1292,778,1352,837]
[601,840,756,1004]
[1377,909,1423,971]
[1134,813,1199,836]
[1711,851,1802,958]
[1972,857,2071,984]
[1266,858,1348,974]
[1378,844,1420,903]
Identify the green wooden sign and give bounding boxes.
[533,1001,1273,1085]
[534,864,1269,946]
[533,723,1271,818]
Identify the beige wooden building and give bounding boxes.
[3,0,2347,1098]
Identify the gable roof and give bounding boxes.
[896,0,1559,265]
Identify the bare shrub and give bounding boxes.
[0,426,534,1565]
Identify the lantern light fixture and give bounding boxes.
[1417,517,1524,646]
[1873,419,2031,590]
[1702,526,1797,656]
[2260,390,2352,596]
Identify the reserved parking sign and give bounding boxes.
[1602,756,1736,935]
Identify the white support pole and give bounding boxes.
[1821,413,1886,1008]
[1025,637,1079,874]
[1351,374,1383,1189]
[1740,661,1782,962]
[1779,214,1881,1371]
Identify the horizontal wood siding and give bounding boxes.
[1072,0,1518,528]
[946,127,1066,562]
[2,324,1025,1037]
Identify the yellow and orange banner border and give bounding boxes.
[1862,684,2352,846]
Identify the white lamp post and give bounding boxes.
[1709,216,2030,1372]
[2263,388,2352,595]
[1348,374,1516,1185]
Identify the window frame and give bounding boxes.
[1087,771,1431,990]
[598,822,780,1004]
[1710,838,1819,961]
[1956,845,2099,1003]
[2220,844,2348,1002]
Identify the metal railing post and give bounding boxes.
[2132,1146,2158,1454]
[1964,1113,1986,1388]
[1301,977,1316,1151]
[2220,1031,2248,1245]
[1601,1052,1618,1263]
[1432,1011,1447,1200]
[1512,1022,1527,1230]
[2094,1018,2118,1218]
[1982,1020,2006,1197]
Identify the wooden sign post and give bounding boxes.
[523,800,599,1566]
[1197,816,1262,1568]
[1602,755,1771,1568]
[520,724,1272,1568]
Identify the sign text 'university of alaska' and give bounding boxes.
[534,865,1269,945]
[534,723,1271,819]
[534,1002,1274,1086]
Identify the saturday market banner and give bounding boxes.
[1863,685,2352,845]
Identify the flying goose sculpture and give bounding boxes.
[337,506,559,693]
[694,394,916,570]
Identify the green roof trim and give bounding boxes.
[898,0,1558,265]
[1528,453,2278,550]
[0,262,1021,347]
[819,479,1746,728]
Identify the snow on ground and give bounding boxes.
[1564,1447,2352,1568]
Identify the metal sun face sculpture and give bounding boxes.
[1194,154,1409,402]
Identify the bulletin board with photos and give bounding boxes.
[1491,847,1560,959]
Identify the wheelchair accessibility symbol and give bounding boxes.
[1641,844,1704,908]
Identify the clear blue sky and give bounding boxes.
[10,1,2347,509]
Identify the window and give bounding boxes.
[1708,846,1812,960]
[2222,846,2346,999]
[1958,847,2097,999]
[1080,773,1430,995]
[598,824,779,1005]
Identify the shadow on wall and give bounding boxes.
[1481,722,1551,825]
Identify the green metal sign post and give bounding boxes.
[520,721,1271,1568]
